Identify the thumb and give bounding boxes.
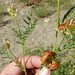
[35,66,51,75]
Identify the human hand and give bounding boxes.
[0,56,51,75]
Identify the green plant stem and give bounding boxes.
[8,48,24,69]
[13,12,27,75]
[57,0,60,27]
[53,0,60,51]
[23,68,27,75]
[22,44,27,75]
[22,44,25,56]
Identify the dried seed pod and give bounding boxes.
[49,61,60,71]
[41,50,56,64]
[41,50,60,71]
[58,23,66,30]
[41,52,50,64]
[48,50,56,58]
[58,20,70,31]
[58,19,75,31]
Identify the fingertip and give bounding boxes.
[31,56,42,68]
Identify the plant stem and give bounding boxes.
[57,0,60,27]
[53,0,60,51]
[8,48,24,69]
[22,44,27,75]
[22,44,25,56]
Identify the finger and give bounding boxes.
[19,56,42,69]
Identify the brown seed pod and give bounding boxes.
[58,19,75,31]
[41,52,50,64]
[41,50,56,64]
[58,20,70,31]
[49,61,60,71]
[58,23,66,30]
[41,50,60,71]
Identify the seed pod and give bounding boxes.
[41,50,60,71]
[41,52,50,64]
[58,19,75,31]
[49,61,60,71]
[41,50,56,64]
[58,23,66,30]
[58,20,70,31]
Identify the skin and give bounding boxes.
[0,56,51,75]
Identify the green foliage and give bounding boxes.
[24,44,49,56]
[0,47,13,61]
[12,13,37,45]
[64,34,75,49]
[62,6,75,22]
